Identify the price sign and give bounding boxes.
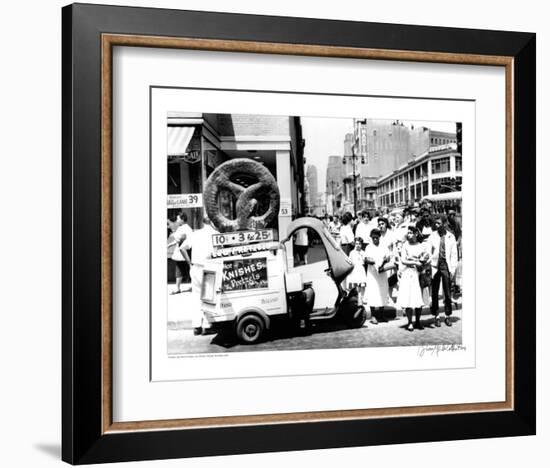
[212,230,274,247]
[167,193,203,209]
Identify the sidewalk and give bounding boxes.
[167,284,193,330]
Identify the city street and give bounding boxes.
[167,286,462,355]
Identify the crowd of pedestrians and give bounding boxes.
[324,203,461,331]
[168,203,462,335]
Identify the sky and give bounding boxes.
[302,117,457,190]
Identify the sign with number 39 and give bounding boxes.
[167,193,203,209]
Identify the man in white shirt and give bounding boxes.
[293,227,309,265]
[189,216,218,335]
[427,215,458,327]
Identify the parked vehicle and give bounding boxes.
[200,218,366,344]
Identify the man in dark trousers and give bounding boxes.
[427,214,458,327]
[446,209,462,296]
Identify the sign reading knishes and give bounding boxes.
[167,193,203,208]
[212,230,274,247]
[222,258,268,292]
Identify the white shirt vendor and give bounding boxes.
[189,222,217,330]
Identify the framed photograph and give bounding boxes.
[62,3,536,464]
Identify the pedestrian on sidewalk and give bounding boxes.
[168,210,193,294]
[339,212,355,256]
[347,238,368,304]
[293,227,309,265]
[364,228,390,324]
[397,226,429,331]
[446,208,462,296]
[416,206,434,240]
[355,211,372,248]
[377,216,399,306]
[427,214,458,327]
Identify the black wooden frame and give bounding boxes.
[62,3,536,464]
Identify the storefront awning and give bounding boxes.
[167,126,195,157]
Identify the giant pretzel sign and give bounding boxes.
[203,159,280,233]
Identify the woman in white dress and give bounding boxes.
[397,226,430,331]
[347,238,368,304]
[364,228,390,324]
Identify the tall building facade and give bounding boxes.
[325,155,344,216]
[324,120,459,216]
[353,119,457,178]
[306,165,319,214]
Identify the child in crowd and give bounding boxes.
[347,238,368,304]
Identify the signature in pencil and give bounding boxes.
[418,344,466,357]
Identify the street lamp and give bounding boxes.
[342,119,367,215]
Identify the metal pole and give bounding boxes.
[351,146,357,216]
[331,181,336,215]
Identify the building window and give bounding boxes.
[432,177,461,194]
[432,157,451,174]
[455,156,462,172]
[422,181,428,197]
[456,176,463,191]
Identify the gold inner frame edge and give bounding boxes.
[100,34,515,434]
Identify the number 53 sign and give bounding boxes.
[279,199,292,216]
[167,193,203,209]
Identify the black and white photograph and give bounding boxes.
[165,112,463,355]
[0,0,540,466]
